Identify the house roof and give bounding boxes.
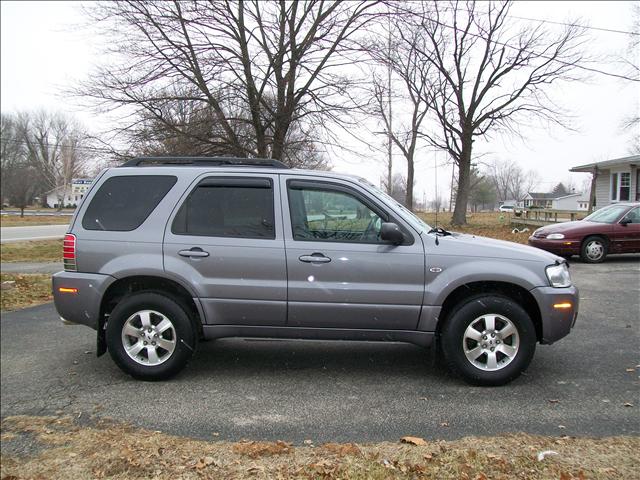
[570,154,640,173]
[527,192,564,199]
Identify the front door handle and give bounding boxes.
[299,253,331,263]
[178,247,210,258]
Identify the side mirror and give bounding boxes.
[380,222,404,245]
[620,218,631,226]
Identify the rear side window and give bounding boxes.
[172,177,275,239]
[82,175,176,231]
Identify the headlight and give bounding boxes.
[546,263,572,288]
[547,233,565,240]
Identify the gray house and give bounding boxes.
[570,155,639,210]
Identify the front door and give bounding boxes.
[612,206,640,253]
[280,176,425,330]
[164,174,287,326]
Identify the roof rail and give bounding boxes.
[120,156,290,169]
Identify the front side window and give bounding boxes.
[288,183,384,243]
[172,178,275,239]
[83,175,177,231]
[621,207,640,224]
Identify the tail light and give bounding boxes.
[63,234,77,271]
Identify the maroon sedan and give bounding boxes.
[528,202,640,263]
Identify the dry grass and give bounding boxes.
[0,274,52,311]
[1,415,637,480]
[0,240,63,263]
[1,215,71,227]
[418,212,531,245]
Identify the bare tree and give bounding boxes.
[488,158,540,202]
[405,0,586,224]
[80,1,379,164]
[17,111,92,208]
[1,114,40,215]
[366,10,433,210]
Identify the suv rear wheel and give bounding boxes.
[106,292,197,380]
[441,295,536,386]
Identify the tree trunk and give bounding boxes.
[451,140,472,225]
[405,159,414,210]
[20,206,25,218]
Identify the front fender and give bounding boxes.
[424,258,547,306]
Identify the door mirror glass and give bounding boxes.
[380,222,404,245]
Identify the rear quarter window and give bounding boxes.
[82,175,177,231]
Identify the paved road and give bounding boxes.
[0,225,69,243]
[1,258,638,443]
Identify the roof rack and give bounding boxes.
[120,156,290,169]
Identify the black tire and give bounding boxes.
[440,295,536,386]
[106,292,197,380]
[580,236,608,263]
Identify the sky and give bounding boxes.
[1,1,638,204]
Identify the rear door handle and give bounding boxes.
[178,247,210,258]
[299,253,331,263]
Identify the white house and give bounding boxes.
[570,155,639,210]
[551,191,590,211]
[45,178,93,208]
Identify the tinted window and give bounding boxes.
[83,175,176,231]
[288,183,384,243]
[172,178,275,239]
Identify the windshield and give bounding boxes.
[357,179,431,233]
[583,205,628,223]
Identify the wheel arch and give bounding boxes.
[435,281,543,343]
[97,275,204,356]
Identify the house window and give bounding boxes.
[620,172,630,201]
[612,172,630,202]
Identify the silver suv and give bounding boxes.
[53,157,578,385]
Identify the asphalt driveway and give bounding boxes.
[1,257,638,443]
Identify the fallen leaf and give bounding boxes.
[623,402,633,407]
[419,397,428,401]
[400,436,428,446]
[475,474,488,480]
[303,439,313,445]
[440,422,449,427]
[626,368,635,372]
[203,456,216,466]
[548,399,560,404]
[423,453,434,460]
[558,425,566,429]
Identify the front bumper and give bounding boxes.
[52,272,116,330]
[530,284,579,344]
[528,237,581,256]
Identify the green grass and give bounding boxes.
[1,215,71,227]
[0,240,63,263]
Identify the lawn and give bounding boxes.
[417,211,532,245]
[0,239,63,263]
[0,273,53,311]
[1,214,71,227]
[1,415,636,479]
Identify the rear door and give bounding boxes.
[280,175,425,330]
[163,173,287,326]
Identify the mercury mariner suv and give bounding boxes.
[53,157,578,385]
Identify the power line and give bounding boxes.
[509,15,639,37]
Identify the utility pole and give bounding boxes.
[386,8,393,195]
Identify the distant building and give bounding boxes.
[570,155,639,210]
[45,178,93,208]
[522,192,560,209]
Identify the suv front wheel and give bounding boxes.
[441,295,536,386]
[106,292,197,380]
